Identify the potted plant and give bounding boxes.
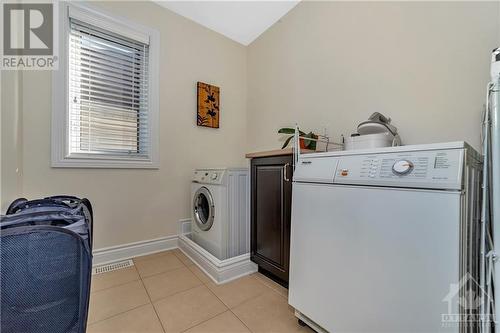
[278,127,318,150]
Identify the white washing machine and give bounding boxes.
[191,168,249,260]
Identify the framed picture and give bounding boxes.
[197,82,220,128]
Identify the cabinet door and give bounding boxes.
[251,155,292,283]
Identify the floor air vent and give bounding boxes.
[92,259,134,275]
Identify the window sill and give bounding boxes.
[51,156,159,169]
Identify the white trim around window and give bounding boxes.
[52,2,160,169]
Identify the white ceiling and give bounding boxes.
[155,1,300,45]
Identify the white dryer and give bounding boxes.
[191,168,249,260]
[289,142,483,332]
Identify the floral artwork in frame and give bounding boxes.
[197,82,220,128]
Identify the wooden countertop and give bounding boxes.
[245,148,314,158]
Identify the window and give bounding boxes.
[52,3,159,168]
[68,19,149,157]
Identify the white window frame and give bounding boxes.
[52,2,160,168]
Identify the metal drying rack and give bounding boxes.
[292,124,343,168]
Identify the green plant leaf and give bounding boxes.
[282,136,293,149]
[310,133,318,150]
[278,128,305,135]
[278,128,295,134]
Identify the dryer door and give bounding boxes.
[193,187,215,231]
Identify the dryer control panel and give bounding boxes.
[334,149,464,190]
[294,147,466,190]
[193,169,226,185]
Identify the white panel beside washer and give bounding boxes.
[191,168,249,260]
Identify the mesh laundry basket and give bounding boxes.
[1,196,93,333]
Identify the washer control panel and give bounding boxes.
[193,169,226,185]
[334,149,464,190]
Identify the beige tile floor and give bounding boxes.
[88,249,314,333]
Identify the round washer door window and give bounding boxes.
[193,187,215,231]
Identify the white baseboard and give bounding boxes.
[178,234,257,284]
[92,217,251,275]
[93,235,178,266]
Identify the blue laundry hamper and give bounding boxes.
[1,196,93,333]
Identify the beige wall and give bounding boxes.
[246,1,500,152]
[1,71,23,212]
[15,1,247,249]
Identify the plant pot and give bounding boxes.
[299,138,307,149]
[300,136,317,150]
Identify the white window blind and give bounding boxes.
[68,18,150,158]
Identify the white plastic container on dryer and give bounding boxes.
[344,112,402,151]
[344,132,400,150]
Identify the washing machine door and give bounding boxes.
[193,187,215,231]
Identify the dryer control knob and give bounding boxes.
[392,160,414,175]
[211,173,218,180]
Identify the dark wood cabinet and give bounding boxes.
[250,154,293,285]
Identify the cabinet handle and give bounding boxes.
[283,163,290,182]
